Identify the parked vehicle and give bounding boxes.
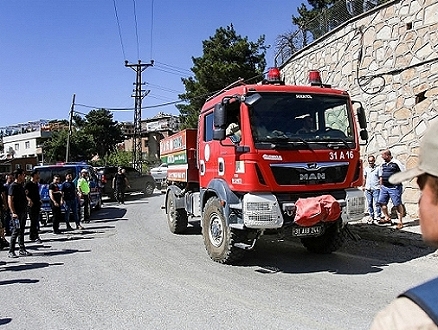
[162,68,368,264]
[96,166,156,200]
[34,163,102,222]
[149,163,168,189]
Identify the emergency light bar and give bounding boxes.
[264,67,284,85]
[309,70,322,86]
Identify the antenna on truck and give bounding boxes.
[207,78,245,101]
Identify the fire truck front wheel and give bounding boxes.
[300,221,347,254]
[166,192,188,234]
[202,197,245,264]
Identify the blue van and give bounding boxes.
[33,163,102,221]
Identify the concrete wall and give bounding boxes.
[281,0,438,216]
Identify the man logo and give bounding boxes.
[300,173,326,181]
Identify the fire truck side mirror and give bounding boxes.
[213,103,226,140]
[360,129,369,141]
[356,106,367,129]
[214,103,226,128]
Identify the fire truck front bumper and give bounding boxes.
[242,193,284,229]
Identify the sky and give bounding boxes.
[0,0,301,128]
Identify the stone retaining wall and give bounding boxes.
[281,0,438,216]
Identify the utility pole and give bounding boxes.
[66,93,75,163]
[125,59,153,173]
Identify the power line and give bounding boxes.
[152,66,191,77]
[150,0,154,59]
[154,61,192,75]
[132,0,140,59]
[112,0,126,60]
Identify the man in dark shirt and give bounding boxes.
[8,168,31,258]
[112,167,129,204]
[61,172,82,230]
[24,169,43,243]
[49,174,63,234]
[377,149,406,228]
[3,173,14,236]
[0,179,9,248]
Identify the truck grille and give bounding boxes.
[270,162,349,185]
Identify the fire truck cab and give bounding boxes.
[164,69,368,264]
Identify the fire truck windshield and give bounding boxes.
[248,92,356,148]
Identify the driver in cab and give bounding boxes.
[296,115,316,134]
[226,113,241,142]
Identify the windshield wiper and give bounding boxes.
[326,137,352,149]
[262,136,312,149]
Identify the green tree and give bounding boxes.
[291,0,338,42]
[43,129,94,163]
[102,150,132,167]
[177,25,267,128]
[83,109,125,160]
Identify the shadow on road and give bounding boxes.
[238,233,436,275]
[0,262,63,273]
[0,318,12,325]
[0,278,39,285]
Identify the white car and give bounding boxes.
[149,163,168,189]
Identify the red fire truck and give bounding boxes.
[161,68,368,264]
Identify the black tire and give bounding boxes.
[144,182,155,197]
[166,192,188,234]
[300,221,347,254]
[202,197,246,264]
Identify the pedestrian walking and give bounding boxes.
[77,169,91,222]
[62,172,83,230]
[2,173,14,236]
[112,167,130,204]
[371,119,438,329]
[377,149,406,229]
[49,174,63,234]
[0,177,9,248]
[8,168,32,258]
[364,155,382,223]
[24,169,43,243]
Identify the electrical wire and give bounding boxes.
[112,0,126,61]
[154,61,192,75]
[132,0,140,59]
[150,0,154,59]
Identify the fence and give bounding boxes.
[275,0,392,66]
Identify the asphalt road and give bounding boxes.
[1,192,437,330]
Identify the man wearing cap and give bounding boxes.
[24,169,42,243]
[77,169,91,222]
[371,119,438,329]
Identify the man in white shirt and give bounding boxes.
[364,155,381,223]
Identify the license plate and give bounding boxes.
[292,225,323,237]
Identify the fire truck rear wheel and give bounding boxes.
[202,197,245,264]
[300,221,347,254]
[166,192,188,234]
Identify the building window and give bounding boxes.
[26,164,33,171]
[14,143,19,151]
[25,141,30,149]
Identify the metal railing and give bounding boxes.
[275,0,392,66]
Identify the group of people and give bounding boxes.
[0,168,91,258]
[364,149,406,229]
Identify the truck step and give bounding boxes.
[234,241,257,250]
